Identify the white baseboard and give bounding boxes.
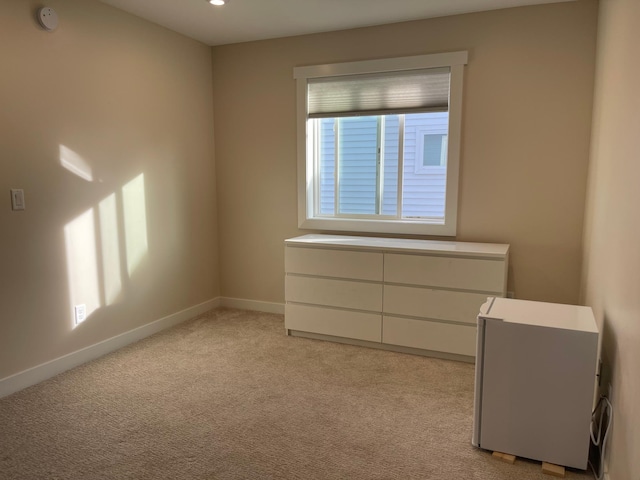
[0,298,220,399]
[220,297,285,315]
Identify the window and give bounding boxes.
[418,134,448,168]
[415,118,448,176]
[294,51,467,236]
[422,135,448,167]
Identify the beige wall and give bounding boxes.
[582,0,640,478]
[0,0,219,379]
[212,1,598,305]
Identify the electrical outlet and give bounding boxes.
[74,304,87,325]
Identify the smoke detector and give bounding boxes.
[37,7,59,31]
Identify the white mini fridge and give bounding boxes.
[472,297,599,470]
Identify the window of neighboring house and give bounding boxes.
[415,129,448,174]
[294,51,467,236]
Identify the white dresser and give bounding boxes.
[284,234,509,360]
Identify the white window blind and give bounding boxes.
[307,67,451,118]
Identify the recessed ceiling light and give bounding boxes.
[209,0,227,5]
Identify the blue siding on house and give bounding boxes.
[338,117,378,214]
[319,118,335,214]
[382,115,400,215]
[317,112,449,218]
[403,112,448,218]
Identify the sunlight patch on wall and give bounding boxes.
[60,145,93,182]
[63,172,149,328]
[98,193,122,305]
[122,173,149,276]
[64,208,101,327]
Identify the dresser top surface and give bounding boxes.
[285,234,509,258]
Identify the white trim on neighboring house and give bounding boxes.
[0,298,220,399]
[414,130,448,174]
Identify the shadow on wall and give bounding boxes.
[598,314,616,398]
[60,145,148,329]
[596,314,617,475]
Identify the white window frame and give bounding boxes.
[294,51,467,236]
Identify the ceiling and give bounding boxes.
[99,0,574,47]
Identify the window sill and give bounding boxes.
[299,217,456,237]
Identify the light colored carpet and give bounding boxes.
[0,308,591,480]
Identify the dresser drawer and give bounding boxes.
[286,275,382,312]
[384,285,489,325]
[383,315,477,356]
[285,246,383,281]
[384,253,506,293]
[286,304,382,342]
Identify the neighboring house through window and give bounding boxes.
[294,51,467,236]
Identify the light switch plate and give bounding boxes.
[10,189,25,211]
